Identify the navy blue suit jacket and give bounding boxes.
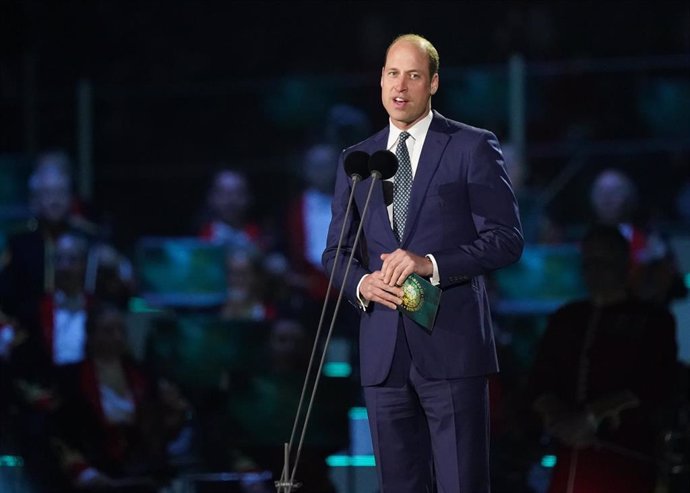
[323,111,523,386]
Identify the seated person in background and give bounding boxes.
[285,143,339,305]
[529,225,678,493]
[590,168,687,305]
[3,231,94,493]
[0,152,97,336]
[53,303,191,491]
[89,243,135,310]
[42,233,91,367]
[198,168,263,253]
[222,317,350,493]
[9,232,91,421]
[220,249,275,321]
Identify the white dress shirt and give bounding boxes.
[356,110,440,307]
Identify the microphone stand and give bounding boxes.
[276,170,366,493]
[276,170,384,493]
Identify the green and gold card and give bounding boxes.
[398,273,441,331]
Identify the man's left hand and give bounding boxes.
[380,249,433,287]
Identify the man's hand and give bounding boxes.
[380,249,433,287]
[359,271,404,309]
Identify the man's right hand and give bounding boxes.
[359,271,404,310]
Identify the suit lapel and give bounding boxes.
[359,129,399,246]
[401,113,450,245]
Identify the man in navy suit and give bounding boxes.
[323,34,523,492]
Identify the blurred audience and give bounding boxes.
[590,168,687,305]
[285,143,339,304]
[224,317,347,493]
[221,249,275,322]
[0,153,97,349]
[41,233,91,367]
[53,303,192,491]
[529,224,678,493]
[198,168,263,253]
[88,243,135,310]
[2,234,94,493]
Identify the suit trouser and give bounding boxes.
[363,320,491,493]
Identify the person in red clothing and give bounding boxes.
[285,143,340,303]
[198,168,263,253]
[53,304,191,491]
[529,224,678,493]
[589,168,687,305]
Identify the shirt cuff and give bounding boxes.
[426,254,440,286]
[356,274,370,310]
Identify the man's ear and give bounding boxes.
[430,73,439,95]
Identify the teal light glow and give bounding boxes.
[323,362,351,378]
[541,455,557,468]
[348,407,368,420]
[128,297,162,314]
[0,455,24,467]
[685,273,690,289]
[326,455,376,467]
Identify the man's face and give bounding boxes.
[381,40,438,130]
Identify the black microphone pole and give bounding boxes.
[276,150,369,493]
[282,150,398,493]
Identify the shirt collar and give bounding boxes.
[387,109,434,146]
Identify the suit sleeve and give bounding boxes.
[433,131,524,288]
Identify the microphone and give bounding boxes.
[343,150,370,181]
[280,149,400,493]
[368,149,399,180]
[279,149,370,493]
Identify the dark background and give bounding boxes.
[1,2,689,491]
[1,0,689,250]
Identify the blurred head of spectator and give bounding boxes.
[207,169,252,230]
[590,168,638,225]
[221,249,272,321]
[303,143,339,195]
[29,152,73,228]
[89,244,134,309]
[200,168,264,253]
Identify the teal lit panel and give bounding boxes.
[323,362,351,378]
[0,455,24,467]
[348,407,368,420]
[541,455,557,468]
[326,454,376,467]
[128,296,163,314]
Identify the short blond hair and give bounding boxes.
[385,34,440,76]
